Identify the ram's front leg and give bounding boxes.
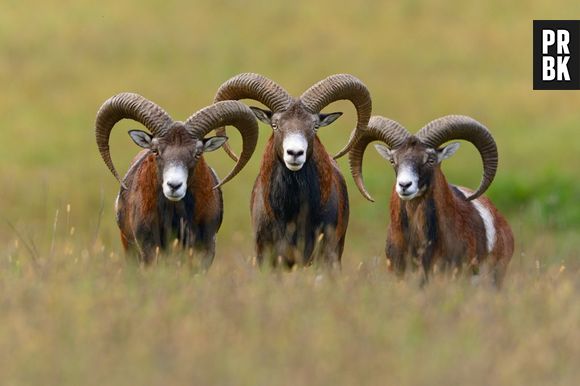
[194,232,216,271]
[418,197,438,285]
[253,207,287,268]
[197,246,215,272]
[417,241,436,286]
[132,208,163,265]
[254,223,277,268]
[134,223,162,265]
[177,222,215,272]
[312,225,341,270]
[386,225,407,278]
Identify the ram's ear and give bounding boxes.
[318,112,343,127]
[128,130,153,149]
[374,144,394,161]
[437,142,461,163]
[249,106,273,125]
[202,136,228,153]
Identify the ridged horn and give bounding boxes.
[95,92,173,187]
[416,115,497,201]
[213,73,293,161]
[185,100,259,189]
[348,116,411,202]
[299,74,372,159]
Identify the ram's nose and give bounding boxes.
[398,180,412,191]
[166,181,183,192]
[286,149,305,158]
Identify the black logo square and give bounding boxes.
[533,20,580,90]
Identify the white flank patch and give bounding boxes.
[115,193,121,223]
[209,167,219,183]
[457,187,496,253]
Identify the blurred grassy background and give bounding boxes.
[1,0,579,384]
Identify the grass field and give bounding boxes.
[1,0,579,385]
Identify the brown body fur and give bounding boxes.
[250,136,349,267]
[116,150,223,267]
[386,167,514,285]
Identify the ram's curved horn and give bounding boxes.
[95,93,173,186]
[348,116,411,202]
[416,115,497,201]
[212,73,293,161]
[300,74,372,159]
[185,100,259,188]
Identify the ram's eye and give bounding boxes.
[271,123,278,130]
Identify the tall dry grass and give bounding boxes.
[1,0,579,384]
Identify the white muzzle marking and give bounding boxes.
[163,162,188,201]
[283,133,307,171]
[396,165,421,200]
